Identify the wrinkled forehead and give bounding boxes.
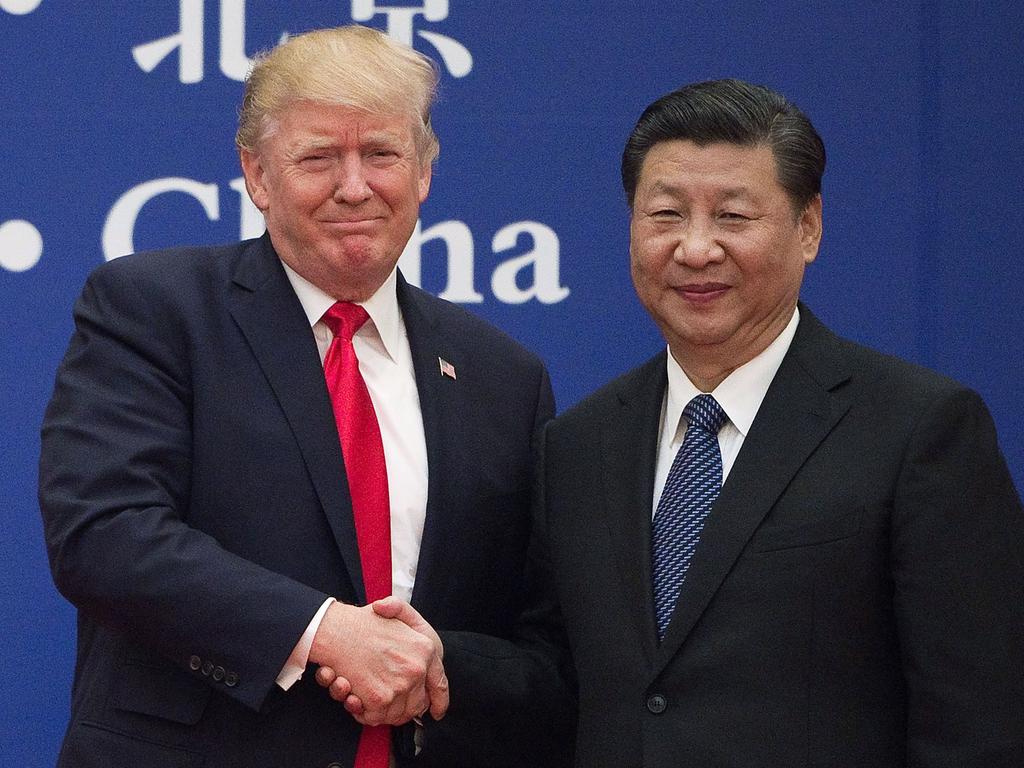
[257,101,419,150]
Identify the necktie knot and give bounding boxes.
[683,394,727,435]
[322,301,369,342]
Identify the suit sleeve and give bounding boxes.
[38,264,328,712]
[408,363,577,768]
[892,386,1024,766]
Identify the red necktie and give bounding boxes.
[322,302,392,768]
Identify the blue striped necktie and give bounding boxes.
[652,394,728,640]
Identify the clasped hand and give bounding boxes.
[309,596,448,726]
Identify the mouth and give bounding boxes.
[675,282,730,302]
[320,218,382,232]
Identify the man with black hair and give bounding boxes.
[370,78,1024,768]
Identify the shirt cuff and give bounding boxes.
[276,596,335,690]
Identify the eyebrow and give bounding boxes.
[288,131,406,155]
[648,180,755,199]
[290,138,336,154]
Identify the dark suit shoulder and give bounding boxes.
[794,308,974,407]
[399,278,548,372]
[86,239,248,296]
[66,240,264,394]
[787,309,1010,477]
[550,351,666,436]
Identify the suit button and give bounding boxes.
[189,655,201,671]
[327,763,345,768]
[646,693,667,714]
[212,665,226,682]
[201,660,214,676]
[225,671,239,687]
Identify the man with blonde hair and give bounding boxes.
[40,25,556,767]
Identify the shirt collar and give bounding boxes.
[665,306,800,438]
[280,260,402,362]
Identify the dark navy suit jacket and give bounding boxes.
[39,234,554,768]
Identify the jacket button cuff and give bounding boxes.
[188,655,201,671]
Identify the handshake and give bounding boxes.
[308,596,449,727]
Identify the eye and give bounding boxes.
[717,211,753,224]
[651,209,682,219]
[299,154,331,169]
[367,147,400,161]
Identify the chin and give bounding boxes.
[323,245,383,274]
[667,321,737,350]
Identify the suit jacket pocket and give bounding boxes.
[112,658,212,725]
[750,509,862,552]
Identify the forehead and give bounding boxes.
[263,100,415,149]
[637,140,781,198]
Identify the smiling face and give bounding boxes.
[240,100,431,301]
[629,139,822,389]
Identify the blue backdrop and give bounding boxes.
[3,2,1022,763]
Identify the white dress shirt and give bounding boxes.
[276,262,428,689]
[651,307,800,517]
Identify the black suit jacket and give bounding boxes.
[39,234,554,768]
[445,305,1024,767]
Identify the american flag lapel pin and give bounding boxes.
[438,357,457,380]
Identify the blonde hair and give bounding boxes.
[236,25,440,164]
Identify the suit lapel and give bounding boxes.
[600,354,667,667]
[226,236,366,601]
[653,309,853,672]
[396,276,463,615]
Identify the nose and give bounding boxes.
[672,221,725,268]
[332,157,373,204]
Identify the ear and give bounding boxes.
[417,160,432,203]
[799,194,823,265]
[239,149,270,211]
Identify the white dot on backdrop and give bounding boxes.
[0,220,44,272]
[0,0,44,14]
